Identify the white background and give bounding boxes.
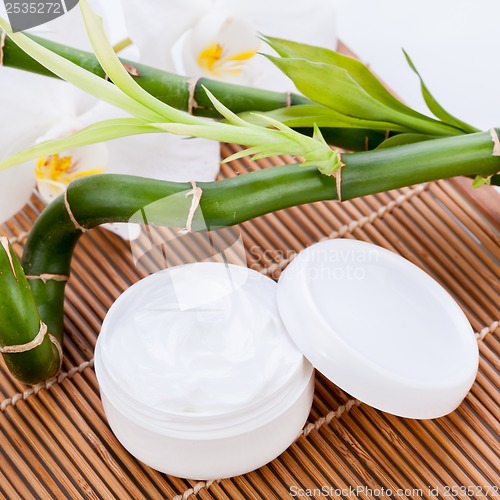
[329,0,500,130]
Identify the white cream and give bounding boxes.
[100,263,304,415]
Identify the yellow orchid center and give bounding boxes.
[35,154,104,185]
[197,42,258,76]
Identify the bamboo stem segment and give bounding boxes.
[0,238,61,384]
[0,322,47,354]
[0,29,307,117]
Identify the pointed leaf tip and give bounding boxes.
[471,175,492,189]
[403,49,477,133]
[0,236,18,279]
[202,85,251,127]
[312,124,327,145]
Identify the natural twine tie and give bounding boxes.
[179,181,203,235]
[0,321,48,354]
[64,190,88,233]
[0,321,63,373]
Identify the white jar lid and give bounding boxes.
[276,239,478,419]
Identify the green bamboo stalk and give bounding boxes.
[0,238,60,384]
[0,30,388,151]
[0,31,308,115]
[0,130,497,385]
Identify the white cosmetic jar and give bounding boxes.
[96,239,479,480]
[95,262,314,480]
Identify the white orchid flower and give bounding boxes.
[0,4,101,221]
[173,11,261,84]
[0,2,220,236]
[34,118,108,204]
[121,0,337,90]
[0,64,100,221]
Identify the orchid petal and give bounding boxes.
[36,179,67,204]
[0,163,34,223]
[179,12,261,84]
[0,63,76,120]
[215,0,338,91]
[0,54,88,166]
[28,115,109,203]
[106,133,221,182]
[204,15,259,58]
[0,70,75,222]
[120,0,210,69]
[0,17,163,122]
[218,0,337,50]
[79,0,201,125]
[0,3,112,222]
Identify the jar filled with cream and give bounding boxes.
[96,239,479,480]
[95,262,314,480]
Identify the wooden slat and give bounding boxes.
[0,146,498,499]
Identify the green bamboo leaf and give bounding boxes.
[471,175,492,188]
[154,122,273,146]
[201,86,254,128]
[238,105,407,132]
[0,119,160,171]
[265,39,465,137]
[312,124,325,143]
[265,55,461,137]
[251,113,297,134]
[0,18,162,123]
[264,36,471,136]
[266,55,397,121]
[403,50,478,133]
[376,133,438,149]
[264,36,429,121]
[222,146,266,163]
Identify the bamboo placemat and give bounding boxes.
[0,141,498,499]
